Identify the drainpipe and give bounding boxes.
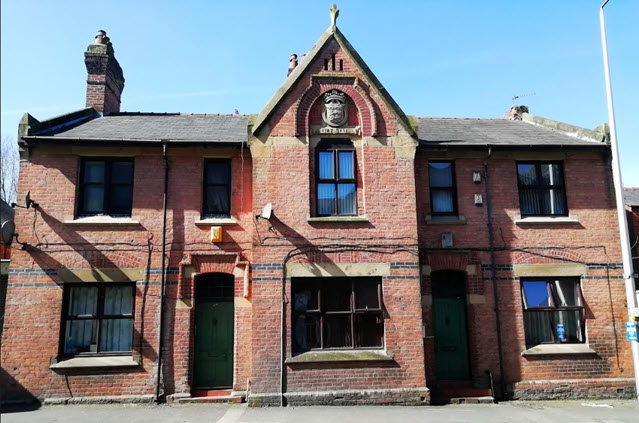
[280,264,287,407]
[483,147,506,400]
[155,141,169,403]
[600,0,639,402]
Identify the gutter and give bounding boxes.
[22,135,246,146]
[155,141,170,403]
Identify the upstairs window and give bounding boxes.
[77,158,133,217]
[521,278,585,347]
[292,277,384,352]
[429,161,457,216]
[517,162,567,217]
[203,159,231,218]
[61,283,135,356]
[316,140,356,216]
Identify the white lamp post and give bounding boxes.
[599,0,639,402]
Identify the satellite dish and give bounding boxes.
[1,220,15,245]
[261,203,273,220]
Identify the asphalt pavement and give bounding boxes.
[1,400,638,423]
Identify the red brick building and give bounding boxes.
[1,10,635,406]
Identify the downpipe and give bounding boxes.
[155,141,170,403]
[483,147,506,400]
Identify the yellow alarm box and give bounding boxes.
[210,226,222,243]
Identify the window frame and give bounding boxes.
[428,160,458,217]
[202,158,232,219]
[292,277,384,353]
[315,139,357,217]
[59,282,136,358]
[520,277,585,347]
[516,161,568,217]
[77,157,134,218]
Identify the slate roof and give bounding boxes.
[415,117,608,148]
[44,113,249,143]
[625,188,639,206]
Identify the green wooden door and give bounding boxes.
[194,301,234,388]
[433,297,470,380]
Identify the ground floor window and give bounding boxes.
[60,283,135,356]
[292,277,384,352]
[521,277,584,347]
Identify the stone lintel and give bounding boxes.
[286,262,391,278]
[513,263,587,277]
[57,267,144,283]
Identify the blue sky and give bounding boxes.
[2,1,638,184]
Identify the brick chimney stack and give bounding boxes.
[84,30,125,114]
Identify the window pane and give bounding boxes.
[111,161,133,184]
[524,311,553,345]
[554,310,583,342]
[64,320,97,354]
[429,162,453,187]
[432,190,454,213]
[318,152,334,179]
[293,314,321,351]
[82,185,104,213]
[354,314,383,348]
[323,282,352,311]
[553,280,580,306]
[294,283,319,312]
[338,151,354,179]
[83,161,105,183]
[68,286,98,316]
[317,183,335,215]
[337,183,356,215]
[206,162,231,184]
[519,188,541,216]
[323,314,352,348]
[205,186,230,216]
[522,281,551,307]
[540,163,563,186]
[517,164,537,186]
[100,318,133,352]
[104,286,133,315]
[109,185,133,214]
[354,280,379,310]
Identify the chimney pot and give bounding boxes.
[94,30,109,45]
[288,54,298,76]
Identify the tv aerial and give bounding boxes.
[512,92,536,105]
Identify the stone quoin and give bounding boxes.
[0,5,635,407]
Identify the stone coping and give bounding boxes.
[514,215,580,225]
[307,215,369,223]
[286,350,394,364]
[194,217,238,226]
[50,355,140,369]
[64,216,141,226]
[521,344,597,356]
[425,215,466,225]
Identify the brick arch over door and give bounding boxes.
[295,80,377,137]
[427,253,469,273]
[178,253,238,299]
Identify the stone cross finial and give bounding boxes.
[329,4,339,28]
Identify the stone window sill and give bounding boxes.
[514,215,579,225]
[194,217,238,226]
[64,216,141,226]
[285,350,394,364]
[425,215,466,225]
[50,355,140,369]
[521,344,596,356]
[307,215,369,223]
